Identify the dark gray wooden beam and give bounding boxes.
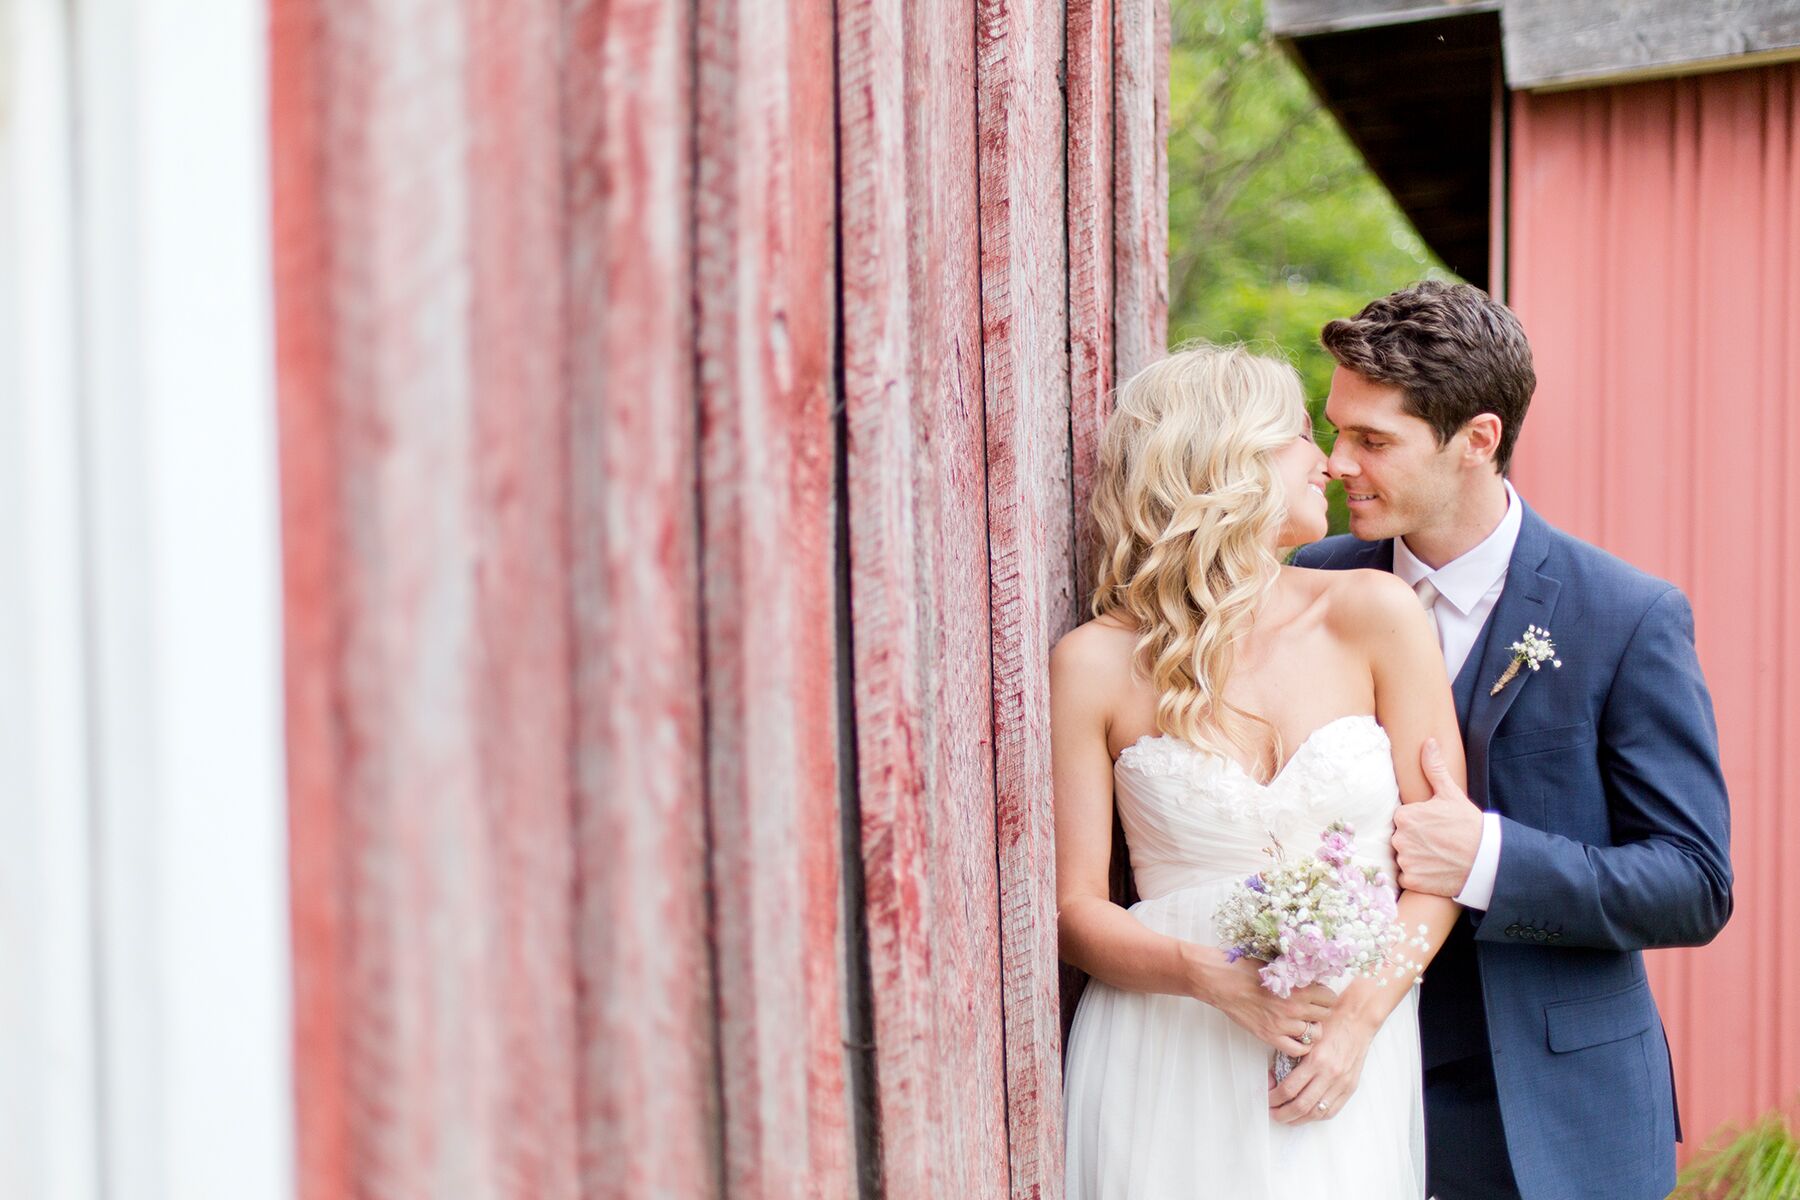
[1266,0,1498,38]
[1501,0,1800,90]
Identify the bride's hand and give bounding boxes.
[1266,1004,1378,1124]
[1203,957,1336,1058]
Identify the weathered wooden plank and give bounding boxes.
[839,0,1012,1193]
[269,0,353,1190]
[1067,0,1115,595]
[561,0,721,1196]
[1062,0,1118,1047]
[462,1,581,1194]
[976,0,1072,1190]
[903,0,1012,1193]
[275,2,586,1195]
[1502,0,1800,92]
[693,0,853,1193]
[1265,0,1496,37]
[279,2,498,1192]
[836,0,944,1193]
[1114,0,1169,384]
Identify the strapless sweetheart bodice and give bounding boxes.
[1111,713,1402,900]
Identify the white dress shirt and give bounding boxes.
[1390,481,1523,910]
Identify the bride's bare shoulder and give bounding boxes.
[1316,568,1421,638]
[1051,613,1140,680]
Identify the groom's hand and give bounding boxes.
[1392,737,1483,899]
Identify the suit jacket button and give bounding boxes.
[1504,923,1521,937]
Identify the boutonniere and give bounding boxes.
[1490,625,1563,696]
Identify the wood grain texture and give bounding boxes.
[271,0,1177,1189]
[1114,0,1170,384]
[694,0,853,1192]
[976,0,1073,1191]
[838,0,1012,1193]
[273,1,586,1195]
[278,1,493,1192]
[1502,0,1800,91]
[463,3,582,1193]
[561,0,722,1196]
[1507,63,1800,1157]
[1068,0,1116,595]
[903,0,1012,1193]
[836,0,942,1192]
[269,0,351,1189]
[1062,0,1121,1045]
[276,0,740,1194]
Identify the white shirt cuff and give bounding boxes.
[1453,812,1503,911]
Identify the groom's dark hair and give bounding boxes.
[1320,280,1535,475]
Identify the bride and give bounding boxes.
[1056,344,1464,1198]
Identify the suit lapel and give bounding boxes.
[1450,626,1488,731]
[1462,504,1562,808]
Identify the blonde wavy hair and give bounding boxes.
[1090,342,1312,774]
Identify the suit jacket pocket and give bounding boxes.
[1545,978,1657,1052]
[1490,719,1595,762]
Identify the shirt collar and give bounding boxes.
[1391,481,1523,616]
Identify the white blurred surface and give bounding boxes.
[0,2,295,1196]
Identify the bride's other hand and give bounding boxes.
[1266,1005,1376,1124]
[1203,956,1336,1058]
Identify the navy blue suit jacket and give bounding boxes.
[1295,500,1732,1200]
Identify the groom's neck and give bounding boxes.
[1399,474,1511,570]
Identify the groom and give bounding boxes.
[1290,282,1732,1200]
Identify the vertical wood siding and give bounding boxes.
[561,2,720,1196]
[834,0,939,1192]
[977,0,1074,1194]
[1113,0,1172,383]
[839,0,1012,1191]
[1507,62,1800,1153]
[273,0,582,1194]
[1068,0,1117,575]
[695,0,853,1191]
[272,0,1169,1190]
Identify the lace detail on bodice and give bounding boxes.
[1111,713,1401,900]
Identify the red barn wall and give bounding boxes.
[1506,62,1800,1155]
[270,0,1168,1195]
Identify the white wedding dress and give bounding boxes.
[1062,713,1425,1199]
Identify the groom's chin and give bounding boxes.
[1344,511,1391,543]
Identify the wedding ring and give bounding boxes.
[1300,1021,1316,1046]
[1317,1100,1330,1113]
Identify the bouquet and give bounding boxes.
[1213,821,1420,1081]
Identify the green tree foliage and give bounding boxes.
[1169,0,1456,530]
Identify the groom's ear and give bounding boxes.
[1461,413,1504,472]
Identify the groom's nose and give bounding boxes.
[1326,444,1358,479]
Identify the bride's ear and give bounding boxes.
[1461,413,1503,470]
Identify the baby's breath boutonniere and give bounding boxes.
[1489,625,1562,696]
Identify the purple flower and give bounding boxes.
[1245,875,1266,894]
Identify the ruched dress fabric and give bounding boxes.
[1062,714,1425,1199]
